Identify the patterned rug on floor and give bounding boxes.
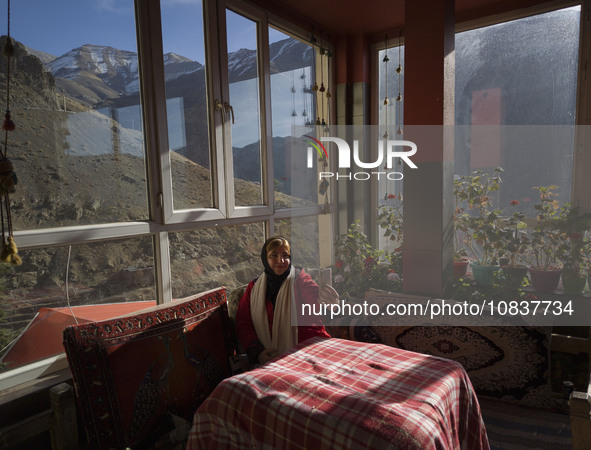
[479,397,572,449]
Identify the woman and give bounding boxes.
[236,236,338,365]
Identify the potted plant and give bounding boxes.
[524,186,564,292]
[333,220,402,298]
[453,248,470,277]
[454,168,504,286]
[556,205,591,295]
[498,200,530,288]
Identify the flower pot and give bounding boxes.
[453,259,470,277]
[528,268,561,293]
[502,265,528,288]
[561,271,586,295]
[471,263,500,287]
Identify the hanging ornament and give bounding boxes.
[396,31,403,137]
[382,35,391,139]
[2,111,15,131]
[1,36,15,58]
[0,157,17,194]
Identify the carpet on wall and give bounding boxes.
[361,290,556,409]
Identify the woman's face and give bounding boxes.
[266,245,291,276]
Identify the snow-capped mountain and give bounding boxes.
[47,44,203,97]
[48,44,140,93]
[44,38,312,106]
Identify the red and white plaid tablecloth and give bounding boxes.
[187,337,489,449]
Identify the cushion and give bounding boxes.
[63,287,232,449]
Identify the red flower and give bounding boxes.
[387,194,396,199]
[364,256,376,266]
[510,200,519,206]
[335,260,344,269]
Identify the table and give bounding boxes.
[187,337,489,449]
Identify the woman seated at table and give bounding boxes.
[236,236,339,365]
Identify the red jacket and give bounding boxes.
[236,269,330,361]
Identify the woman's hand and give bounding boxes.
[258,348,277,364]
[318,285,339,305]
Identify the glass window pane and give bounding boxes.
[227,10,264,206]
[274,216,320,269]
[377,45,405,252]
[455,7,580,215]
[161,0,214,210]
[169,223,265,297]
[0,237,156,373]
[3,2,148,230]
[269,28,319,207]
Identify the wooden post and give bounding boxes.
[49,383,78,450]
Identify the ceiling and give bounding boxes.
[251,0,569,38]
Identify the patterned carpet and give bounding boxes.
[479,397,572,449]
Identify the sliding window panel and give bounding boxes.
[4,1,149,230]
[221,6,269,213]
[268,27,320,208]
[160,0,221,213]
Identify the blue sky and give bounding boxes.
[1,0,285,62]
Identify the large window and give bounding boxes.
[454,6,580,215]
[0,0,327,384]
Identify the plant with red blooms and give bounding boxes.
[333,220,402,298]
